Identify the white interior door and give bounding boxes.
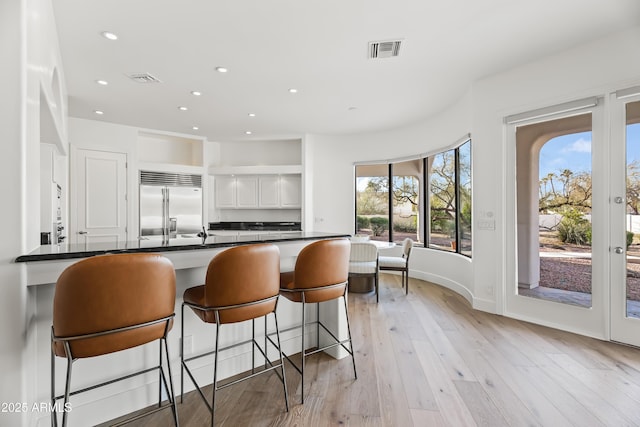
[610,88,640,346]
[71,148,127,245]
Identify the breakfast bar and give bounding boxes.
[17,232,351,426]
[16,231,350,285]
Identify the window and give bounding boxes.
[354,137,471,256]
[355,164,390,242]
[459,140,472,255]
[392,160,422,244]
[428,150,456,251]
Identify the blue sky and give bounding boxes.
[539,123,640,179]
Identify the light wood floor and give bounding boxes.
[105,274,640,426]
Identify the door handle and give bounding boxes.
[78,231,89,235]
[614,247,624,254]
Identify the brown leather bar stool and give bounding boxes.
[279,238,357,403]
[181,243,288,427]
[51,253,179,427]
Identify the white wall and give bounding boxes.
[306,26,640,314]
[211,139,301,167]
[1,0,68,425]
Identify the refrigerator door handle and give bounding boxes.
[162,187,168,237]
[169,217,177,238]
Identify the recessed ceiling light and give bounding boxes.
[192,126,199,130]
[94,110,104,115]
[245,131,252,135]
[95,79,108,86]
[348,106,357,111]
[248,113,256,117]
[178,106,188,111]
[100,31,118,41]
[191,91,201,96]
[288,88,298,94]
[215,67,228,73]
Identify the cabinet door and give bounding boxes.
[280,175,302,208]
[259,176,280,207]
[236,176,259,208]
[215,176,237,208]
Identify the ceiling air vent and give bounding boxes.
[368,40,402,59]
[126,72,162,83]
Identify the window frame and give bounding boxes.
[354,136,471,257]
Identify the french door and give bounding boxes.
[505,89,640,346]
[610,88,640,347]
[505,98,608,339]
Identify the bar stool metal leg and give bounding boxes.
[62,343,73,427]
[180,303,185,404]
[51,342,56,427]
[273,311,289,412]
[301,295,306,404]
[343,295,357,380]
[161,326,180,427]
[211,312,221,427]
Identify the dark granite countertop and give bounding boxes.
[16,231,350,262]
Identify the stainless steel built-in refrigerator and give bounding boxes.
[139,171,202,239]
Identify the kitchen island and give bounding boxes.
[19,232,352,426]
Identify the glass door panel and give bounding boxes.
[506,98,607,340]
[625,103,640,319]
[611,94,640,347]
[516,115,593,308]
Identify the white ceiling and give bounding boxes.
[53,0,640,142]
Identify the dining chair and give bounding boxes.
[378,238,413,294]
[348,241,379,302]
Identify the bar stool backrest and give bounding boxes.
[284,239,350,303]
[205,243,280,324]
[52,253,176,359]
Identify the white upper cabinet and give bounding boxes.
[259,176,280,207]
[214,176,237,208]
[213,174,301,209]
[280,175,301,208]
[236,176,259,208]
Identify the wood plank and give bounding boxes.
[412,339,477,426]
[409,409,447,427]
[445,330,543,427]
[408,295,477,383]
[452,380,509,427]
